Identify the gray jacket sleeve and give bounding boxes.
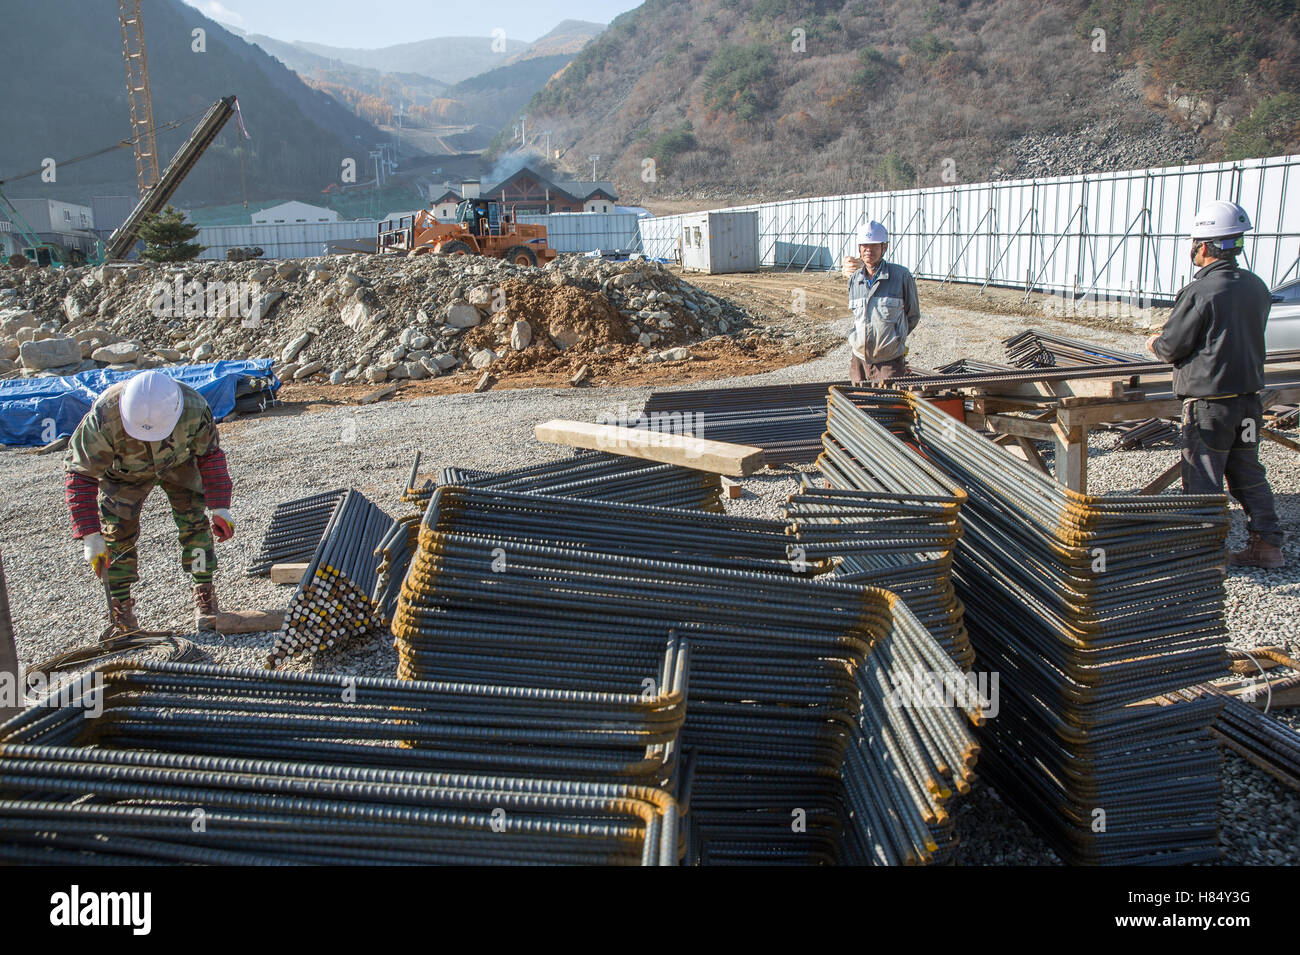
[1153,288,1207,364]
[904,272,920,332]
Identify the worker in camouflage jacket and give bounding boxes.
[64,370,235,631]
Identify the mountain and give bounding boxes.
[245,20,606,148]
[509,0,1300,202]
[438,55,575,132]
[0,0,386,207]
[294,37,530,86]
[509,19,608,61]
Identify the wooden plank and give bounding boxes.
[535,420,766,476]
[1058,398,1183,431]
[1263,428,1300,454]
[1052,422,1087,492]
[720,477,743,499]
[357,383,399,405]
[968,377,1139,400]
[1140,460,1182,495]
[1015,437,1051,475]
[197,608,285,634]
[968,412,1058,441]
[270,562,309,585]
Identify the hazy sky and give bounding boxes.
[183,0,644,46]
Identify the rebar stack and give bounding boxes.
[392,486,982,864]
[786,388,973,669]
[936,357,1014,375]
[642,381,845,464]
[842,387,1231,864]
[1003,329,1144,368]
[2,650,689,788]
[269,490,396,668]
[246,489,346,576]
[0,684,680,865]
[1116,416,1179,449]
[1174,685,1300,793]
[405,450,726,512]
[372,514,420,623]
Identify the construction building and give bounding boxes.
[430,167,618,219]
[0,198,99,260]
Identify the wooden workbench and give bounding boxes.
[923,364,1300,493]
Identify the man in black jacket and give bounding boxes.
[1148,200,1283,569]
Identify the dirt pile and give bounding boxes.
[0,252,766,386]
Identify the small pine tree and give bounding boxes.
[137,205,204,262]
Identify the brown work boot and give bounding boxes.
[193,581,219,623]
[1229,534,1285,570]
[109,596,139,635]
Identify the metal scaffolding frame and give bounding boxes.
[638,155,1300,303]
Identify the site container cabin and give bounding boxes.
[679,211,759,274]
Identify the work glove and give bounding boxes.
[82,532,108,579]
[210,508,235,543]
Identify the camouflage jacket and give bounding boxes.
[64,381,221,484]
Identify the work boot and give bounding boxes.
[193,581,219,623]
[108,596,139,635]
[1229,534,1285,570]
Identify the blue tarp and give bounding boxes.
[0,359,279,447]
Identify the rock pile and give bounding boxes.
[0,252,757,385]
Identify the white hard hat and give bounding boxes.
[855,221,889,246]
[1189,200,1252,246]
[119,370,183,442]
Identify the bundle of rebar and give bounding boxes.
[1166,685,1300,793]
[372,514,420,624]
[936,357,1014,375]
[393,485,982,865]
[269,489,395,668]
[785,390,973,668]
[1004,329,1144,368]
[2,649,689,788]
[1116,416,1179,449]
[403,449,725,512]
[0,675,681,865]
[642,381,844,464]
[246,489,346,576]
[841,387,1230,864]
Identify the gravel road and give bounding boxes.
[2,300,1295,866]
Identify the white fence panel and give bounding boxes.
[636,155,1300,303]
[197,221,378,260]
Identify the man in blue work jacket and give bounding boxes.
[847,221,921,384]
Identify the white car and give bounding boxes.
[1268,279,1300,351]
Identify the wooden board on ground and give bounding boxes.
[270,562,309,585]
[357,383,399,405]
[197,608,285,634]
[720,477,743,499]
[535,419,766,476]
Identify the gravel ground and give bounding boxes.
[2,306,1296,865]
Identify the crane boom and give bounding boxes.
[105,96,236,261]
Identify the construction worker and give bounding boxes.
[64,370,235,630]
[847,221,921,384]
[1147,199,1283,569]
